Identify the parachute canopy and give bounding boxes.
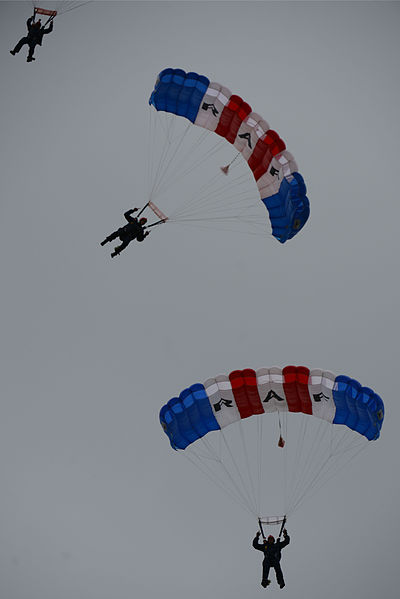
[160,365,384,450]
[159,365,383,521]
[149,68,310,243]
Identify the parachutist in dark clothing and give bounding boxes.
[10,16,53,62]
[253,529,290,589]
[100,208,150,258]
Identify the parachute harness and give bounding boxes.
[33,7,57,27]
[32,1,91,19]
[135,201,168,231]
[258,516,287,543]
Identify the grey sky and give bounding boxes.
[1,1,399,598]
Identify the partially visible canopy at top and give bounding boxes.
[30,1,91,17]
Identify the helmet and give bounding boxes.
[267,535,275,543]
[139,217,147,225]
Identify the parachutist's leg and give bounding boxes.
[274,564,285,589]
[101,231,119,246]
[261,580,270,588]
[11,37,28,54]
[261,561,271,587]
[27,44,36,62]
[111,239,130,258]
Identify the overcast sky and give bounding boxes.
[1,1,399,598]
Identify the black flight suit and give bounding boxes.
[101,210,148,257]
[11,17,53,61]
[252,533,290,588]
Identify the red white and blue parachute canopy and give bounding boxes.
[160,365,384,450]
[149,68,310,243]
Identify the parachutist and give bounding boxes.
[253,529,290,589]
[100,209,150,258]
[10,15,53,62]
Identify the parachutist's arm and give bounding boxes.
[252,534,264,551]
[124,209,136,222]
[43,21,53,34]
[137,231,150,242]
[279,535,290,549]
[27,16,34,29]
